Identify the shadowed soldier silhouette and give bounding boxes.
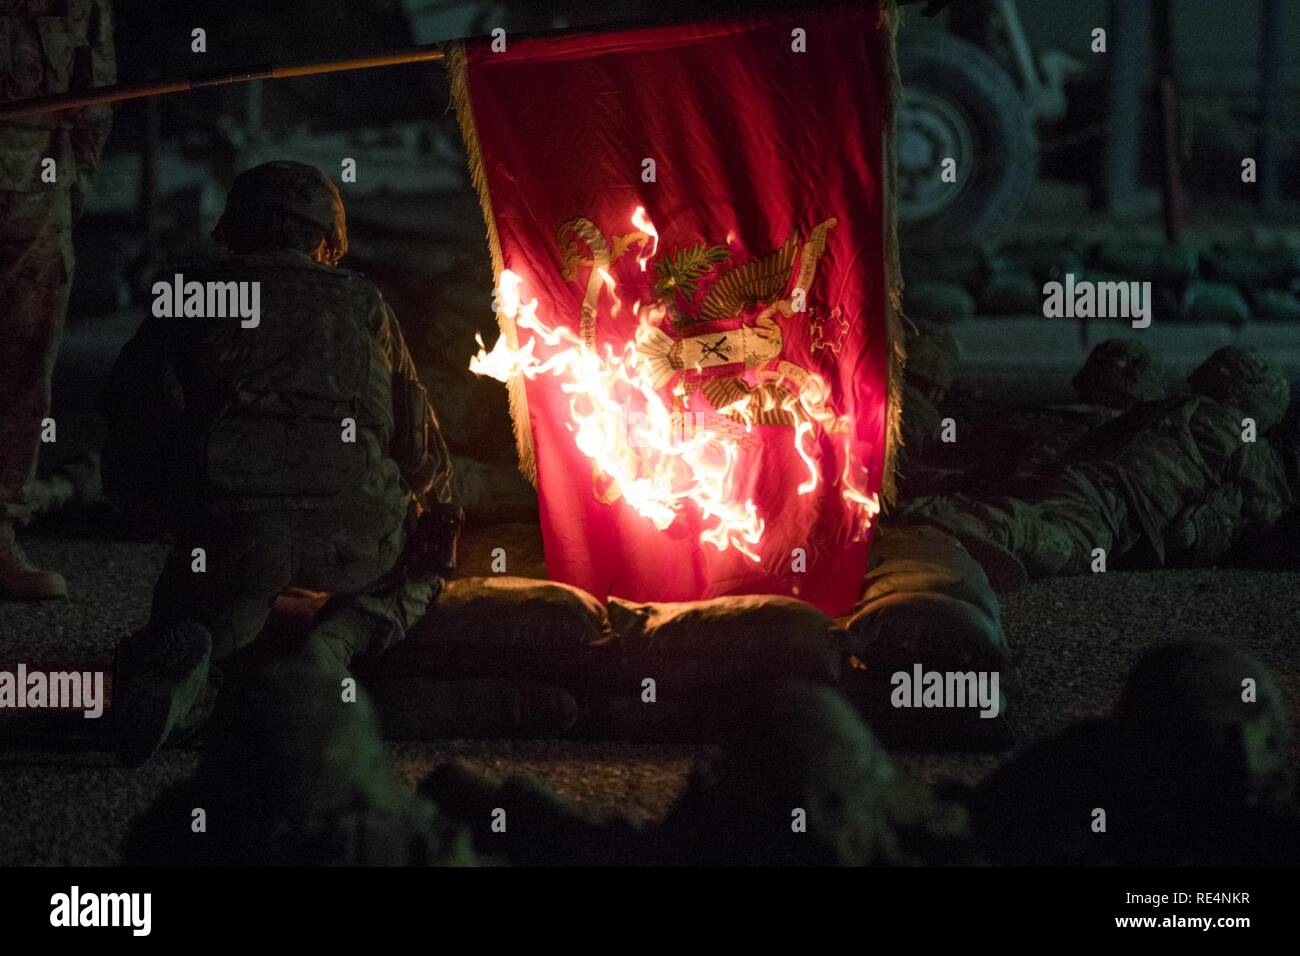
[104,161,461,766]
[124,662,475,866]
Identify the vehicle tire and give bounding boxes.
[895,32,1038,245]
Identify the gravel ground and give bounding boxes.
[2,532,1298,866]
[3,308,1297,864]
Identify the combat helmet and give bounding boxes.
[1188,346,1291,431]
[1072,338,1167,409]
[188,662,473,865]
[212,161,348,264]
[1117,641,1292,813]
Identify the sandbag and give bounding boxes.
[1201,243,1300,290]
[1180,280,1250,324]
[607,594,840,697]
[854,524,1004,624]
[1093,239,1198,286]
[839,524,1013,750]
[358,576,610,686]
[1249,288,1300,321]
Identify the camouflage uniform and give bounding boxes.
[903,348,1295,588]
[106,162,455,764]
[903,337,1168,494]
[1001,337,1169,491]
[0,0,114,598]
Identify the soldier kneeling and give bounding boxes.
[104,162,461,766]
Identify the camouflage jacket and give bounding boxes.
[898,393,1121,498]
[1003,403,1124,492]
[102,250,454,521]
[1065,395,1293,564]
[0,0,115,190]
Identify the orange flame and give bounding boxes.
[471,268,765,560]
[838,435,881,541]
[631,206,658,271]
[794,421,819,495]
[596,266,620,316]
[468,216,881,563]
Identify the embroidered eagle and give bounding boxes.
[637,219,838,428]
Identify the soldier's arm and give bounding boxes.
[377,299,455,506]
[70,0,117,183]
[1170,443,1291,564]
[1164,485,1244,566]
[1230,441,1293,527]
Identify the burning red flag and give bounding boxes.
[452,5,902,615]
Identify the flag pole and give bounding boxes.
[0,45,447,121]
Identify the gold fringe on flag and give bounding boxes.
[879,0,906,507]
[447,10,906,500]
[446,42,538,484]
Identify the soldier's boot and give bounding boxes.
[0,520,67,600]
[894,498,1028,593]
[114,620,214,767]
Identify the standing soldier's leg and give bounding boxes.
[0,191,73,599]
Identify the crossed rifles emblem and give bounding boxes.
[553,214,843,504]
